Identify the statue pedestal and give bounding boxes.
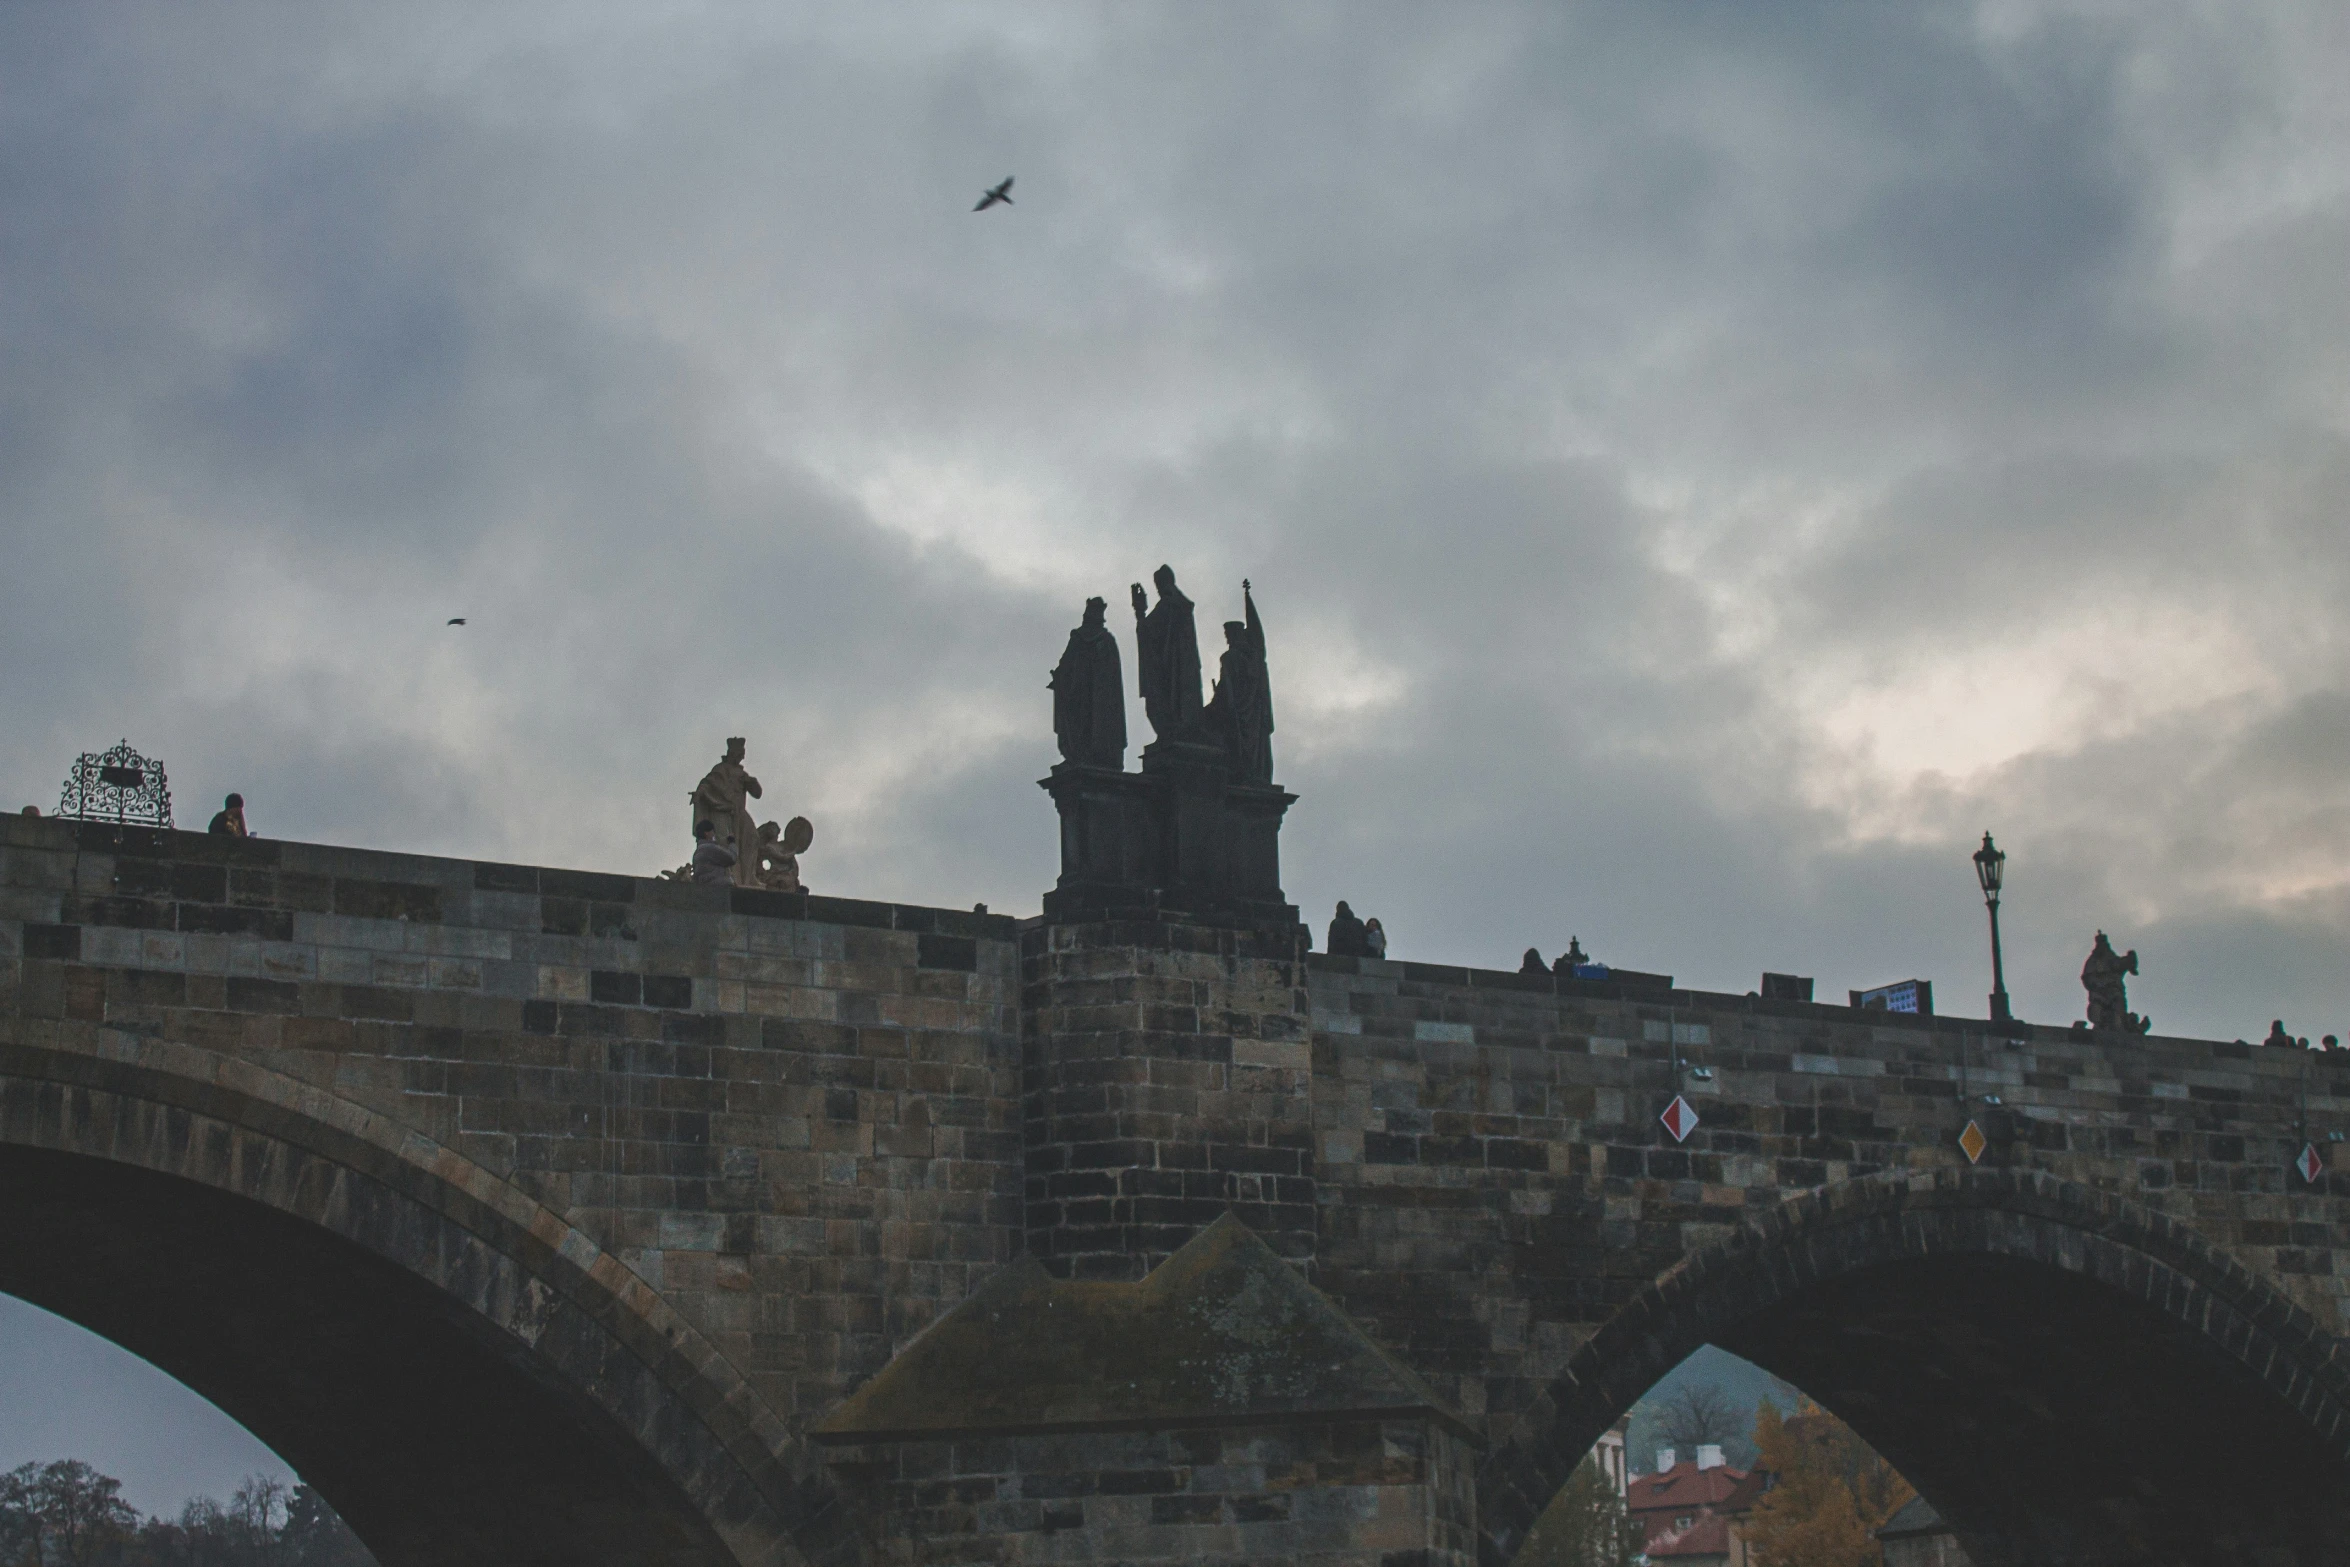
[1039,763,1158,921]
[1038,742,1298,934]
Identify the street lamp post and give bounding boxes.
[1973,831,2012,1025]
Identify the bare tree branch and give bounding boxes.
[1657,1382,1742,1451]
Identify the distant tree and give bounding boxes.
[135,1474,363,1567]
[276,1490,369,1567]
[0,1464,372,1567]
[1743,1400,1916,1567]
[0,1460,140,1566]
[226,1476,286,1565]
[1,1465,40,1567]
[1513,1455,1640,1567]
[1657,1381,1744,1453]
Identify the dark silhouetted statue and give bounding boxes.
[2081,931,2150,1035]
[1050,596,1127,768]
[1131,565,1203,743]
[1205,581,1273,784]
[1041,562,1300,934]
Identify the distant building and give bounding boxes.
[1593,1413,1631,1495]
[1626,1445,1769,1567]
[1878,1496,1973,1567]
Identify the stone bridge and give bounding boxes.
[2,811,2345,1566]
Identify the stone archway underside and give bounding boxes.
[0,1036,855,1567]
[1479,1169,2350,1567]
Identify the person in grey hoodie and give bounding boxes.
[690,821,737,886]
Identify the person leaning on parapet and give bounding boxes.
[690,820,736,886]
[1520,947,1547,977]
[1363,917,1387,960]
[208,793,250,836]
[1327,901,1370,958]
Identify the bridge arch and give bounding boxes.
[1480,1167,2350,1567]
[0,1032,852,1567]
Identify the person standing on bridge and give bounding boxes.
[1327,901,1370,957]
[690,820,736,886]
[208,793,249,836]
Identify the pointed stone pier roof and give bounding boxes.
[812,1213,1473,1443]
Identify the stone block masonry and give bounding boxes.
[5,809,2346,1567]
[1304,955,2350,1445]
[1020,918,1316,1278]
[826,1420,1477,1567]
[0,814,1026,1434]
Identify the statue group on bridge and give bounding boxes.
[663,737,813,891]
[1052,565,1273,782]
[1040,566,1295,928]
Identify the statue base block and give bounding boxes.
[1039,743,1299,934]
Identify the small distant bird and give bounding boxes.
[973,176,1014,212]
[446,618,466,626]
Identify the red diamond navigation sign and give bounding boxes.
[1958,1120,1988,1165]
[1659,1095,1700,1143]
[2297,1142,2326,1187]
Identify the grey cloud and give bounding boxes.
[4,0,2349,1506]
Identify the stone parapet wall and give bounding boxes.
[0,814,1024,1432]
[8,810,2346,1566]
[1305,954,2350,1450]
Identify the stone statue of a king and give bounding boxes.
[690,737,764,887]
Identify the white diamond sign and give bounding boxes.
[1660,1095,1700,1143]
[2296,1143,2326,1187]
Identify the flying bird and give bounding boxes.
[973,176,1014,212]
[446,618,466,626]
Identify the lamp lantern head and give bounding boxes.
[1973,831,2006,903]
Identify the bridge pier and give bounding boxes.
[1017,917,1316,1278]
[816,908,1484,1564]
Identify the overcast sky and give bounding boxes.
[5,0,2348,1509]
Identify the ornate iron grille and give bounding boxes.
[58,740,174,828]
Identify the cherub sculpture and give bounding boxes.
[755,817,814,893]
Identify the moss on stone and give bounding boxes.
[812,1213,1471,1442]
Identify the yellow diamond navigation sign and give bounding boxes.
[1958,1120,1989,1165]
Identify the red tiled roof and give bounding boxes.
[1644,1511,1737,1559]
[1628,1460,1756,1514]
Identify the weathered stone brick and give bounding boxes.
[7,824,2348,1566]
